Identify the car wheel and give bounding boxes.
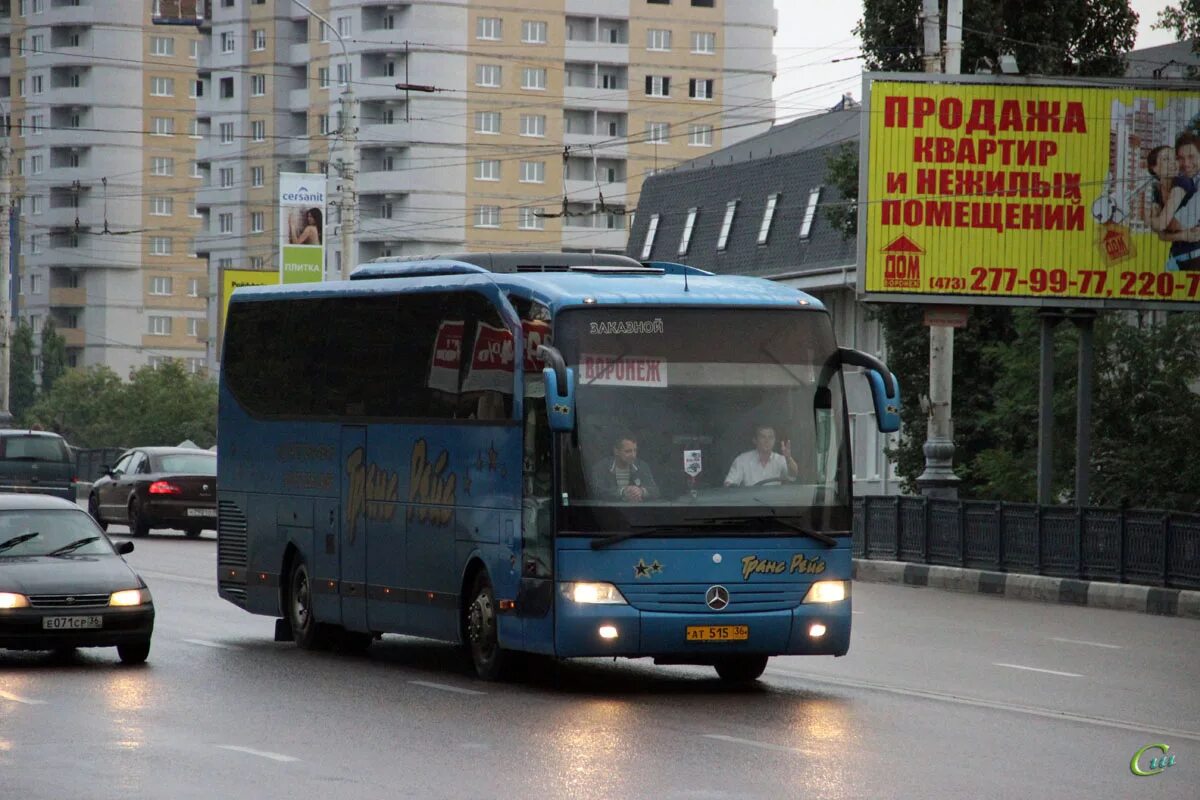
[87,494,108,531]
[465,570,514,681]
[287,559,331,650]
[128,498,150,538]
[117,640,151,665]
[713,655,769,684]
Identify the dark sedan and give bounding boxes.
[0,495,154,664]
[89,447,216,538]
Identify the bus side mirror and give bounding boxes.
[838,347,901,433]
[537,344,576,432]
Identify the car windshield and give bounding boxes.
[154,453,217,475]
[0,510,114,557]
[552,307,851,534]
[0,435,70,462]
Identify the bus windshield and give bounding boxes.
[553,307,850,534]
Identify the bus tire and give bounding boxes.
[465,571,511,681]
[714,655,769,684]
[287,559,331,650]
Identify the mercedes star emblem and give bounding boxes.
[705,585,730,610]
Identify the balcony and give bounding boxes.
[564,132,627,157]
[565,178,627,203]
[59,327,86,348]
[563,85,628,113]
[43,3,108,26]
[289,86,311,112]
[565,41,628,65]
[357,169,416,196]
[288,42,309,65]
[49,286,87,307]
[195,183,239,209]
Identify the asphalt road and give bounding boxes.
[2,527,1197,800]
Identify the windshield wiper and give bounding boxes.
[45,537,101,557]
[0,532,40,552]
[687,515,839,548]
[590,522,723,550]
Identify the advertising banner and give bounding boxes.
[279,172,326,283]
[220,269,277,333]
[859,75,1200,309]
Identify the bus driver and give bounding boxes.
[724,425,798,487]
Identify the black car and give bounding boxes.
[89,447,217,537]
[0,495,154,664]
[0,429,77,501]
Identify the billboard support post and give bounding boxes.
[1037,311,1062,504]
[1073,311,1097,505]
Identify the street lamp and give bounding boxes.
[291,0,356,279]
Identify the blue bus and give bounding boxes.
[217,253,899,682]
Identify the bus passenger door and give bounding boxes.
[339,426,369,632]
[519,398,556,654]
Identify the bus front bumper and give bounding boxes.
[553,600,850,659]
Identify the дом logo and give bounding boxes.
[281,186,324,203]
[881,235,923,289]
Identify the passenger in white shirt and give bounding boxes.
[724,425,798,487]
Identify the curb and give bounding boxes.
[852,559,1200,619]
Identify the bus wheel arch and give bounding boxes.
[282,546,331,650]
[461,561,513,681]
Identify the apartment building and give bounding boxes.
[185,0,775,365]
[0,0,208,379]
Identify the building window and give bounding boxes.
[717,199,737,251]
[640,214,659,259]
[645,75,670,97]
[220,31,235,54]
[799,186,822,239]
[520,114,545,137]
[475,160,500,181]
[519,161,545,183]
[219,167,234,188]
[689,78,714,99]
[647,29,672,51]
[475,64,501,87]
[150,236,172,255]
[476,17,501,40]
[678,207,698,255]
[475,206,500,228]
[150,196,173,216]
[336,62,351,86]
[336,15,351,36]
[251,212,264,232]
[522,20,547,44]
[379,201,393,219]
[251,120,265,141]
[251,166,264,187]
[151,36,174,56]
[190,160,202,178]
[189,203,202,218]
[31,75,42,94]
[189,119,202,138]
[29,195,42,214]
[219,213,234,234]
[319,114,331,135]
[189,79,203,99]
[758,193,779,245]
[688,123,713,146]
[475,111,501,134]
[646,122,669,143]
[150,276,173,295]
[220,122,234,144]
[219,76,234,98]
[318,67,330,89]
[29,155,42,174]
[518,208,544,230]
[188,278,201,297]
[691,31,716,54]
[190,39,200,59]
[149,316,172,336]
[251,74,266,95]
[188,358,206,375]
[29,235,40,255]
[150,76,174,96]
[187,318,200,337]
[253,29,266,50]
[522,68,547,91]
[692,0,714,6]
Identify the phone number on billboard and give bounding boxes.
[924,268,1200,300]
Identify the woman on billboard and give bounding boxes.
[1148,134,1200,271]
[288,208,324,245]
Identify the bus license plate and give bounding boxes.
[43,616,103,630]
[686,625,748,642]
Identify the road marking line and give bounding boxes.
[409,680,486,696]
[1048,637,1122,649]
[702,734,809,754]
[216,745,298,763]
[851,611,865,615]
[183,639,236,649]
[994,662,1083,678]
[136,568,214,587]
[0,689,45,705]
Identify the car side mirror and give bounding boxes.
[537,344,576,433]
[100,464,112,476]
[116,541,134,555]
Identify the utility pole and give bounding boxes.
[292,0,355,278]
[0,135,12,425]
[915,0,961,499]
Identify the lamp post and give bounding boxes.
[291,0,355,278]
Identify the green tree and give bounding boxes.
[39,318,68,395]
[25,366,127,447]
[9,321,37,423]
[1154,1,1200,42]
[121,360,218,448]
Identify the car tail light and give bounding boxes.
[148,480,182,495]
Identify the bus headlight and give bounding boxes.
[802,581,848,604]
[0,592,30,609]
[109,588,151,607]
[561,582,627,605]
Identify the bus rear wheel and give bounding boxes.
[287,559,331,650]
[465,571,512,681]
[714,655,769,684]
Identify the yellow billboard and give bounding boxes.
[221,269,278,332]
[860,76,1200,308]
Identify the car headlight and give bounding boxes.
[0,592,30,609]
[802,580,848,604]
[109,588,152,607]
[560,582,627,605]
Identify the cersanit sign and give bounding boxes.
[280,187,324,203]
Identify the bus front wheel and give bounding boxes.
[465,571,511,681]
[287,559,331,650]
[714,655,769,684]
